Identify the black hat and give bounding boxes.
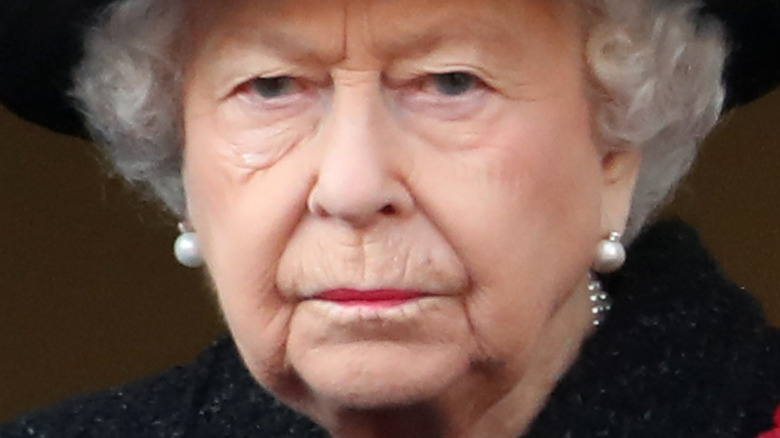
[0,0,779,138]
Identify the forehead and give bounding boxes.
[186,0,579,64]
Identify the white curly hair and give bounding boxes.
[71,0,727,241]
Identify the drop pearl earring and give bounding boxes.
[174,223,203,268]
[593,231,626,274]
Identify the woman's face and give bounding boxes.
[183,0,638,418]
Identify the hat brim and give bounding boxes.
[703,0,780,108]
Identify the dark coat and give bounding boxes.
[2,221,779,437]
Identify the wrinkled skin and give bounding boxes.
[182,0,640,436]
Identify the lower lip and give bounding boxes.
[315,289,427,308]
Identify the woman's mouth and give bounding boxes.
[303,288,445,324]
[315,289,428,308]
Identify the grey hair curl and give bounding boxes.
[71,0,727,240]
[582,0,726,239]
[72,0,188,214]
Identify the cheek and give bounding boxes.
[182,91,317,251]
[469,133,601,359]
[408,103,603,361]
[412,102,602,263]
[182,107,318,390]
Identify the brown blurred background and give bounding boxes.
[1,90,779,421]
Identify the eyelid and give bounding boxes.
[224,79,314,118]
[391,78,490,122]
[234,73,321,100]
[386,66,492,89]
[217,65,328,100]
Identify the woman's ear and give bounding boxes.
[599,148,641,235]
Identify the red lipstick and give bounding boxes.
[316,289,426,308]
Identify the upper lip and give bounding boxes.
[314,289,428,302]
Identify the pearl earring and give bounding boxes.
[589,276,612,327]
[592,231,626,274]
[174,222,203,268]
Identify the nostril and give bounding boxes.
[380,204,396,215]
[312,203,330,218]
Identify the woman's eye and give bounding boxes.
[428,72,479,96]
[250,76,297,99]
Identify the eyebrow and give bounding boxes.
[369,27,447,61]
[224,25,344,66]
[370,18,508,63]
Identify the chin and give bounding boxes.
[289,342,472,409]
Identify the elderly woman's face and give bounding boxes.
[183,0,636,419]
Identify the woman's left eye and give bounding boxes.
[426,72,480,96]
[250,76,298,99]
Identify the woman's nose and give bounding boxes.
[307,85,413,228]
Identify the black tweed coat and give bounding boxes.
[2,221,780,437]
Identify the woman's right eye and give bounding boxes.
[249,76,298,99]
[427,72,480,97]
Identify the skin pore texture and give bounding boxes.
[182,0,641,437]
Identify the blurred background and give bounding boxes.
[1,89,779,421]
